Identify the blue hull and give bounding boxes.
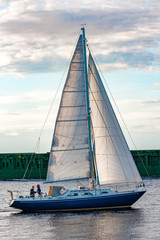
[10,190,145,212]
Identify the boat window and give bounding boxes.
[82,193,89,196]
[69,193,78,197]
[6,162,9,168]
[102,191,108,194]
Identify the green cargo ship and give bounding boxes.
[0,152,49,180]
[0,150,160,180]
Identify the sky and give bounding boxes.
[0,0,160,153]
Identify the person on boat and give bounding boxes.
[30,186,36,197]
[90,179,95,190]
[37,184,43,197]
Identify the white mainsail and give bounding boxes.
[88,52,142,185]
[46,35,90,183]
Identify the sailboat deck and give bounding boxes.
[14,189,118,201]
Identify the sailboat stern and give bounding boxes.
[9,198,22,210]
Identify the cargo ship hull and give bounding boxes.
[1,150,160,179]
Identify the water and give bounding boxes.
[0,178,159,240]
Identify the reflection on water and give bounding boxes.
[0,178,160,240]
[47,209,144,240]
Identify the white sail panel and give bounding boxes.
[46,35,90,182]
[88,53,142,185]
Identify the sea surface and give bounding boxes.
[0,178,159,240]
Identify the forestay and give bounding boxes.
[88,52,142,185]
[46,35,90,183]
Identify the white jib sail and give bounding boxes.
[46,35,90,183]
[88,53,142,185]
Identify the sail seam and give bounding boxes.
[56,119,87,122]
[46,177,89,183]
[70,69,84,72]
[96,154,130,156]
[60,105,86,108]
[65,84,83,90]
[63,91,85,93]
[71,61,84,64]
[52,147,89,152]
[55,133,88,143]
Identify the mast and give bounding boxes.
[81,27,93,180]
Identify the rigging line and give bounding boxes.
[23,138,41,179]
[23,151,35,179]
[37,139,42,179]
[28,139,42,179]
[27,155,33,179]
[87,42,150,179]
[28,161,33,179]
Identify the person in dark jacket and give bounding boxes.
[30,186,36,197]
[37,184,43,197]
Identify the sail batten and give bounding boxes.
[46,177,90,184]
[56,119,87,122]
[88,52,142,185]
[52,147,89,152]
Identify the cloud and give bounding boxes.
[0,89,60,138]
[139,99,160,105]
[1,104,58,137]
[0,90,58,104]
[114,98,160,134]
[97,51,154,69]
[153,82,160,87]
[0,1,160,74]
[5,132,19,136]
[1,1,159,152]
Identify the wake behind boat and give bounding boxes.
[9,27,146,212]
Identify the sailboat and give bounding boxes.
[9,28,146,212]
